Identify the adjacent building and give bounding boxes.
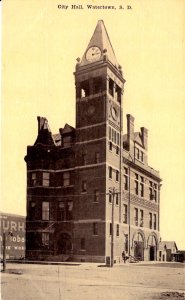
[0,212,25,259]
[25,20,161,263]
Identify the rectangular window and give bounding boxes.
[124,234,128,252]
[134,208,138,226]
[42,201,49,220]
[140,151,144,162]
[110,223,112,235]
[135,147,140,160]
[42,172,50,187]
[109,167,112,179]
[116,85,121,103]
[140,209,144,227]
[31,172,36,186]
[42,232,49,246]
[114,131,117,144]
[124,168,128,190]
[111,128,114,142]
[135,174,139,195]
[109,78,114,97]
[115,193,119,205]
[154,214,157,230]
[116,170,119,182]
[58,202,65,221]
[123,204,127,224]
[95,152,100,163]
[81,238,85,250]
[116,224,119,237]
[82,180,87,192]
[109,127,111,140]
[63,172,70,186]
[117,132,120,145]
[149,181,153,200]
[29,201,36,220]
[149,213,152,229]
[93,222,98,235]
[66,201,73,220]
[109,141,112,151]
[93,77,102,94]
[140,176,144,197]
[109,190,112,203]
[116,146,119,155]
[94,190,99,203]
[81,80,90,97]
[154,184,157,202]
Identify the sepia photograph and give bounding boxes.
[1,0,184,299]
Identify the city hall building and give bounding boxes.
[25,20,161,263]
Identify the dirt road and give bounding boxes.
[1,262,184,300]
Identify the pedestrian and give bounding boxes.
[122,251,126,263]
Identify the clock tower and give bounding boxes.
[73,20,126,262]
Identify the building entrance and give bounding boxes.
[57,233,72,254]
[134,241,144,260]
[148,234,158,261]
[149,246,155,261]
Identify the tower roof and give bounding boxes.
[79,20,119,68]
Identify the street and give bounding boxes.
[1,262,185,300]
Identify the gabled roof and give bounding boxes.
[134,132,144,147]
[159,241,178,251]
[79,20,119,68]
[60,124,75,135]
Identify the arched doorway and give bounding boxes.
[133,231,145,261]
[57,232,72,254]
[147,234,158,261]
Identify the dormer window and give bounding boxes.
[135,147,144,162]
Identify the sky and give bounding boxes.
[1,0,185,248]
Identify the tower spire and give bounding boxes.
[79,20,119,68]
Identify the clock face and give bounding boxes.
[86,46,101,62]
[111,106,118,121]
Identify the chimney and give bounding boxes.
[127,114,135,155]
[141,127,148,151]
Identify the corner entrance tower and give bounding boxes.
[73,20,125,262]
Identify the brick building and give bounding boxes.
[25,20,161,263]
[0,212,25,259]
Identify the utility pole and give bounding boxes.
[2,231,13,272]
[111,187,115,267]
[128,167,131,256]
